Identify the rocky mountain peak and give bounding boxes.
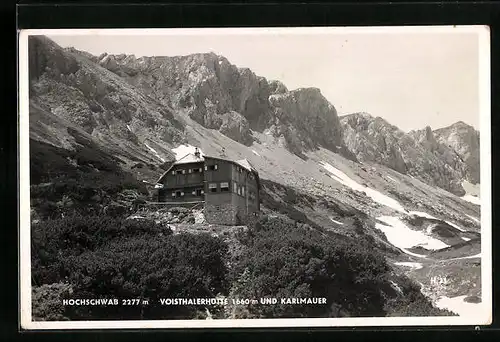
[340,113,478,195]
[434,121,480,184]
[28,36,185,165]
[91,47,350,158]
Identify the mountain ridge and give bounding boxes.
[30,35,479,197]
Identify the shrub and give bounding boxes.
[31,212,229,320]
[229,215,389,318]
[31,214,172,285]
[62,233,228,320]
[32,283,73,321]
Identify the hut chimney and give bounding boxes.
[194,147,200,158]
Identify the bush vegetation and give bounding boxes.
[32,214,229,320]
[228,215,454,318]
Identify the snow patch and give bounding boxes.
[393,262,423,270]
[128,215,146,220]
[461,237,471,242]
[445,253,481,262]
[320,161,406,213]
[126,124,132,132]
[387,175,399,183]
[461,195,481,205]
[144,143,166,162]
[435,295,483,317]
[172,144,203,160]
[462,179,480,197]
[375,216,450,251]
[330,218,344,225]
[252,150,261,157]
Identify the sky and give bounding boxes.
[47,27,484,132]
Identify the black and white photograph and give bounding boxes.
[18,26,491,329]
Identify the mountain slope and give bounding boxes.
[93,51,351,159]
[29,35,186,167]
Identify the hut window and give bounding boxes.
[233,182,238,193]
[175,169,184,175]
[241,186,246,196]
[209,183,217,193]
[220,182,230,192]
[196,189,204,196]
[171,192,176,197]
[192,167,202,173]
[237,187,241,196]
[192,190,196,195]
[208,164,218,171]
[171,171,175,175]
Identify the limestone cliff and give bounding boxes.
[341,113,476,196]
[95,51,349,157]
[28,35,186,165]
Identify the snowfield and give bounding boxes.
[252,150,261,157]
[435,295,483,317]
[172,144,203,160]
[320,161,406,213]
[461,194,481,205]
[375,216,450,251]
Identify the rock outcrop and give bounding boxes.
[434,121,480,184]
[94,51,349,157]
[268,88,344,155]
[28,35,186,165]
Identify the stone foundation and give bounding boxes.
[205,202,240,226]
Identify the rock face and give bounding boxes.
[341,113,478,196]
[268,88,344,155]
[28,35,186,165]
[96,51,349,157]
[434,121,480,184]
